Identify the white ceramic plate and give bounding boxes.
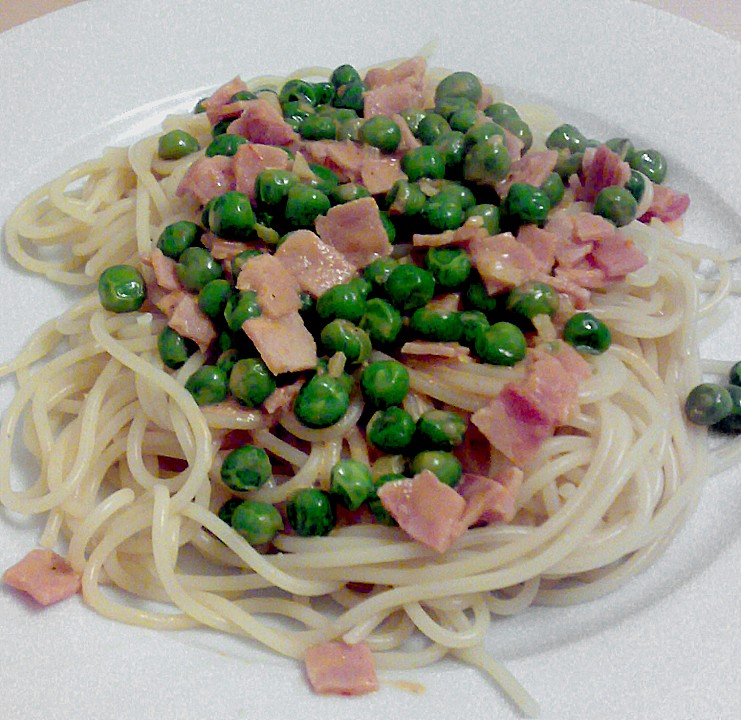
[1,2,739,718]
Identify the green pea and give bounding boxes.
[475,322,527,365]
[360,360,410,408]
[224,290,261,331]
[366,406,416,454]
[448,105,479,134]
[435,96,476,122]
[385,264,436,312]
[198,279,232,318]
[505,117,533,153]
[628,148,667,184]
[563,312,612,354]
[216,348,240,376]
[307,164,340,196]
[438,181,476,211]
[217,497,243,525]
[464,138,511,185]
[433,131,467,173]
[330,182,371,205]
[282,100,312,130]
[605,137,635,160]
[229,357,275,407]
[256,169,298,207]
[503,182,551,226]
[410,450,462,487]
[229,90,258,103]
[284,184,330,228]
[157,221,202,259]
[320,319,372,364]
[348,276,372,300]
[98,264,147,313]
[546,123,587,154]
[435,71,482,105]
[458,310,490,347]
[176,246,222,292]
[464,122,506,150]
[416,113,451,145]
[287,488,335,537]
[684,383,733,426]
[506,281,560,319]
[209,191,256,240]
[359,297,403,345]
[379,210,396,244]
[363,257,399,289]
[464,278,498,314]
[279,78,318,107]
[713,384,741,433]
[415,410,468,451]
[729,362,741,387]
[330,459,374,510]
[231,500,283,545]
[316,283,366,324]
[400,108,427,135]
[359,116,402,153]
[313,81,335,105]
[425,247,472,289]
[293,374,350,428]
[465,204,501,235]
[401,146,446,182]
[330,64,362,88]
[593,186,638,227]
[625,169,648,205]
[205,134,248,158]
[335,115,363,142]
[212,119,232,137]
[157,326,196,369]
[193,97,208,114]
[409,307,463,342]
[386,179,426,216]
[185,365,228,405]
[332,82,364,113]
[299,114,337,141]
[554,151,584,181]
[158,129,200,160]
[423,192,464,232]
[221,445,272,491]
[540,172,566,208]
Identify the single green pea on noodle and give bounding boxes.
[1,52,739,714]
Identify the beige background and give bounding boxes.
[1,0,740,39]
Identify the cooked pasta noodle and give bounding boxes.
[2,57,740,717]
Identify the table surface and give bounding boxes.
[1,0,740,39]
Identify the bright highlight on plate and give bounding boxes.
[1,54,739,717]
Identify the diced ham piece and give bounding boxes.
[168,292,217,352]
[457,466,524,528]
[236,253,301,318]
[497,149,559,198]
[227,98,299,146]
[360,156,406,195]
[242,312,317,375]
[400,341,470,359]
[571,144,631,202]
[392,113,421,152]
[232,142,292,202]
[639,184,690,223]
[572,212,615,245]
[176,155,234,205]
[210,239,251,262]
[363,57,426,118]
[202,76,250,125]
[377,470,467,553]
[314,197,392,269]
[263,380,304,415]
[539,340,592,382]
[468,232,541,294]
[589,232,647,280]
[144,248,181,291]
[516,225,557,274]
[3,549,81,606]
[275,230,357,297]
[305,641,379,696]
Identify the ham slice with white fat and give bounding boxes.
[314,197,392,269]
[378,470,467,553]
[3,549,81,606]
[242,312,317,375]
[236,253,301,318]
[227,98,299,146]
[176,155,234,206]
[571,144,631,202]
[275,230,356,297]
[305,641,379,696]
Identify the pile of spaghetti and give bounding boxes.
[1,56,737,714]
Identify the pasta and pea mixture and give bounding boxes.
[2,56,739,713]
